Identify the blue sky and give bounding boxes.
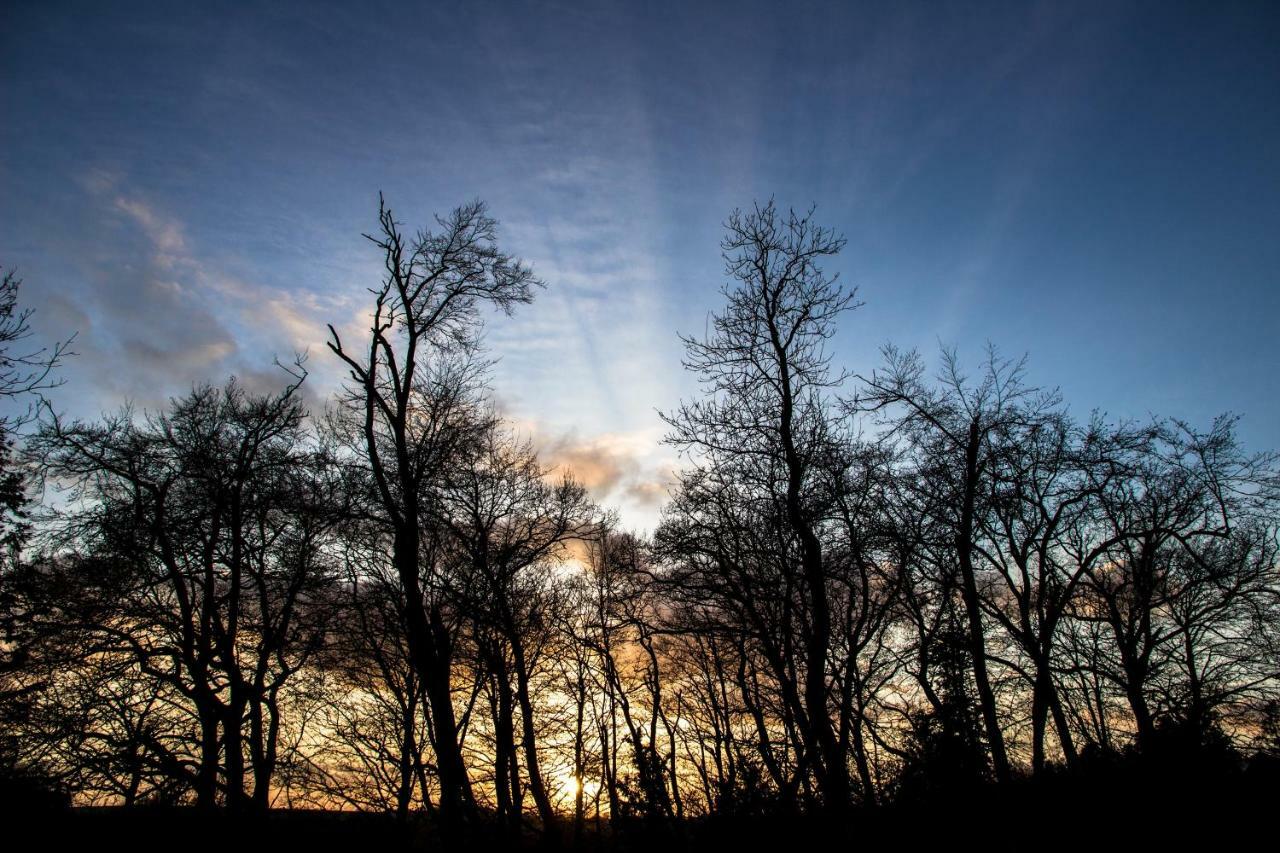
[3,1,1278,529]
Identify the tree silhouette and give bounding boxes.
[0,201,1276,849]
[326,195,539,832]
[660,200,861,811]
[31,372,338,809]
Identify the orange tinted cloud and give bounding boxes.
[537,430,673,512]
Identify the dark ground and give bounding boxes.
[4,757,1276,852]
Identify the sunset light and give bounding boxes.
[2,2,1278,850]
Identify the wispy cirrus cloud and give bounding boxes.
[47,173,682,529]
[43,176,360,414]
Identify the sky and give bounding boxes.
[3,0,1279,531]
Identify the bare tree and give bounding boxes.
[326,195,539,829]
[440,423,599,839]
[1,266,74,707]
[1071,415,1280,752]
[32,371,338,809]
[660,200,859,810]
[859,345,1057,784]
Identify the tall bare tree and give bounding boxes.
[326,195,539,828]
[660,200,859,809]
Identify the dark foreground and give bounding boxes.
[5,759,1277,852]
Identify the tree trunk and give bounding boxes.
[958,422,1011,784]
[512,637,557,840]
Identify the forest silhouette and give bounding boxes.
[1,198,1277,850]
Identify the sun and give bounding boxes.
[558,773,601,800]
[561,774,582,797]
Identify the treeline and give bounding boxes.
[1,200,1278,842]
